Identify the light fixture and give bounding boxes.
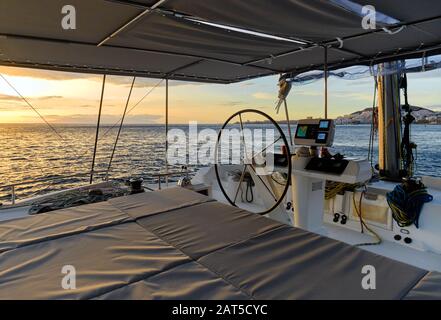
[184,17,307,45]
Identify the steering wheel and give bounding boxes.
[214,109,291,215]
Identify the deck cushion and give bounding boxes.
[0,201,131,253]
[0,223,189,299]
[197,226,427,300]
[405,272,441,300]
[108,187,212,219]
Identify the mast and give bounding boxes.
[377,62,402,180]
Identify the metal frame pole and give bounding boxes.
[283,99,293,146]
[165,78,169,187]
[324,46,328,119]
[90,74,106,184]
[97,0,169,47]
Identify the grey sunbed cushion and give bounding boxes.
[0,201,132,253]
[0,223,189,299]
[197,226,426,300]
[108,187,212,219]
[136,201,283,259]
[405,272,441,300]
[0,187,439,299]
[96,261,249,300]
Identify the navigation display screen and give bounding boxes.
[296,125,308,138]
[294,119,335,147]
[319,120,331,130]
[315,132,328,144]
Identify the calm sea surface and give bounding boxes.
[1,124,440,202]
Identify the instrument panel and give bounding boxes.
[294,119,335,147]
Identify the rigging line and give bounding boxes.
[105,76,136,180]
[100,78,164,139]
[0,73,90,166]
[90,74,107,184]
[74,78,164,164]
[368,77,378,171]
[0,73,64,140]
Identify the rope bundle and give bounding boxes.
[386,183,433,228]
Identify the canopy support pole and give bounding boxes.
[105,76,136,180]
[324,46,328,119]
[97,0,168,46]
[90,74,106,184]
[165,78,169,187]
[283,99,293,146]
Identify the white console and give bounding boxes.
[291,154,372,232]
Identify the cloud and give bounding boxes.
[39,113,163,125]
[0,66,93,81]
[0,93,63,111]
[293,90,322,97]
[0,93,22,102]
[218,101,244,107]
[330,91,372,101]
[0,66,204,87]
[252,92,275,100]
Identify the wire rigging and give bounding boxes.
[90,74,107,184]
[105,76,136,180]
[100,78,164,139]
[367,77,378,172]
[72,78,165,174]
[0,73,64,140]
[0,73,90,165]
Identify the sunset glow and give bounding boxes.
[1,65,441,124]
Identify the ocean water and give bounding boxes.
[1,123,440,202]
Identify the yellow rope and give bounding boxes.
[352,190,382,247]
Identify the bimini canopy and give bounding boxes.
[1,0,441,83]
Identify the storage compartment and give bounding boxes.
[347,191,392,230]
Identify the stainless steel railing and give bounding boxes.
[0,171,106,205]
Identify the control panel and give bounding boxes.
[294,119,335,147]
[305,157,349,175]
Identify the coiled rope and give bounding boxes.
[386,183,433,228]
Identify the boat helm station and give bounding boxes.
[208,69,441,272]
[2,0,441,299]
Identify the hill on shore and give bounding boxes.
[336,106,441,124]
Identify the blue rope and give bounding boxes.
[386,184,433,228]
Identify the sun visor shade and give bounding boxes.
[0,0,141,43]
[1,0,441,83]
[162,0,368,42]
[106,12,299,64]
[252,47,359,73]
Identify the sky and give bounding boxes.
[0,64,440,125]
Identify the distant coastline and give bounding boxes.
[2,106,441,126]
[236,106,441,125]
